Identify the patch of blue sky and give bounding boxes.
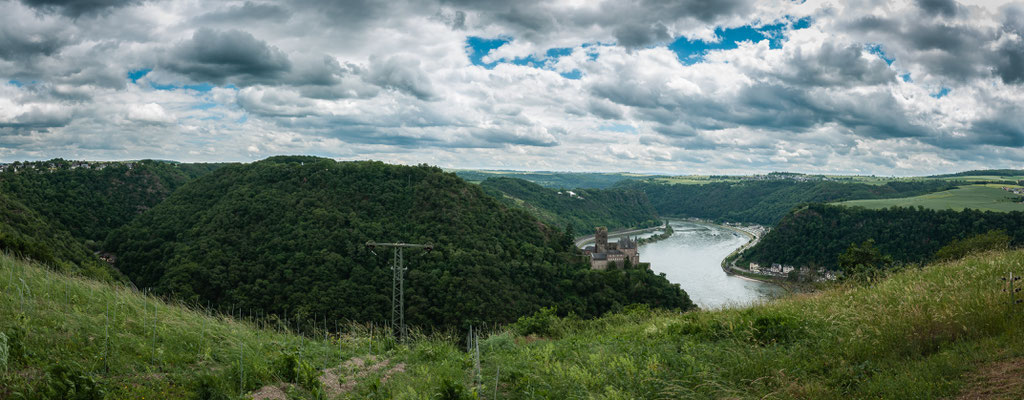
[237,114,248,123]
[867,43,894,65]
[191,102,218,110]
[560,70,582,79]
[8,80,23,87]
[127,68,151,83]
[931,87,950,99]
[900,73,912,82]
[669,17,811,64]
[465,36,584,79]
[466,36,510,68]
[670,23,783,64]
[600,124,637,133]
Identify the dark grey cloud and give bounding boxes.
[195,2,292,23]
[915,0,959,17]
[20,0,140,17]
[0,106,72,130]
[778,42,895,87]
[970,108,1024,147]
[367,55,437,101]
[613,22,671,48]
[163,28,291,86]
[0,26,67,60]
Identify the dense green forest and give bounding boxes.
[928,169,1024,178]
[0,159,223,244]
[0,192,116,280]
[105,157,692,329]
[455,170,645,189]
[617,180,957,225]
[479,177,659,234]
[738,203,1024,270]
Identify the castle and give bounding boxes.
[582,227,640,270]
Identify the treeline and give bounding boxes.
[0,159,224,244]
[105,157,693,329]
[738,204,1024,270]
[456,170,644,189]
[0,159,224,279]
[0,193,116,280]
[480,177,660,234]
[616,180,957,225]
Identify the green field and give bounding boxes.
[837,185,1024,212]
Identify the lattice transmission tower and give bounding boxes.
[365,241,433,341]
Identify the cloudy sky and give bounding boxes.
[1,0,1022,175]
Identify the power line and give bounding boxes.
[365,241,433,341]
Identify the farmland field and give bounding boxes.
[836,185,1024,212]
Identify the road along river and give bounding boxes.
[599,220,784,309]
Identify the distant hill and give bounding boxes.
[0,159,225,243]
[737,203,1024,270]
[618,180,957,225]
[0,192,115,280]
[929,169,1024,178]
[454,170,647,189]
[480,177,660,234]
[105,156,692,328]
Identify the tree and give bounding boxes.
[838,239,893,283]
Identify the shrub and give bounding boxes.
[749,313,800,345]
[934,230,1011,262]
[512,307,562,338]
[274,352,321,392]
[36,362,105,400]
[433,377,472,400]
[187,372,233,400]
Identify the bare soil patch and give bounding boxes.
[956,357,1024,400]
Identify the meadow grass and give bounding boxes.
[3,250,1024,398]
[837,184,1024,212]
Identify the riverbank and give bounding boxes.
[636,223,673,245]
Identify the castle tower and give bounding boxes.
[595,227,608,254]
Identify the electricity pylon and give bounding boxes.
[365,241,433,341]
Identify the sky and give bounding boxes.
[1,0,1023,175]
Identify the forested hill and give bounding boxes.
[480,177,660,234]
[0,192,116,280]
[617,180,956,225]
[104,156,692,328]
[738,204,1024,270]
[0,159,224,243]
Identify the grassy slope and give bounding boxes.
[5,249,1024,398]
[837,185,1024,212]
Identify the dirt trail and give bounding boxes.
[956,357,1024,400]
[251,354,407,399]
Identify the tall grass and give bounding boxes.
[3,250,1024,398]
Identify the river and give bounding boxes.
[607,220,783,309]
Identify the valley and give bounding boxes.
[2,159,1024,399]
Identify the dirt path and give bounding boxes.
[956,357,1024,399]
[251,355,407,399]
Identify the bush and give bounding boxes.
[480,332,515,353]
[36,362,105,400]
[749,313,800,345]
[433,377,472,400]
[934,230,1011,262]
[274,352,321,392]
[187,373,233,400]
[511,307,562,338]
[3,320,27,365]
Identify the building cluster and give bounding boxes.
[747,262,837,281]
[0,160,135,173]
[582,227,642,270]
[1001,186,1024,195]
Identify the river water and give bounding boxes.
[609,220,783,309]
